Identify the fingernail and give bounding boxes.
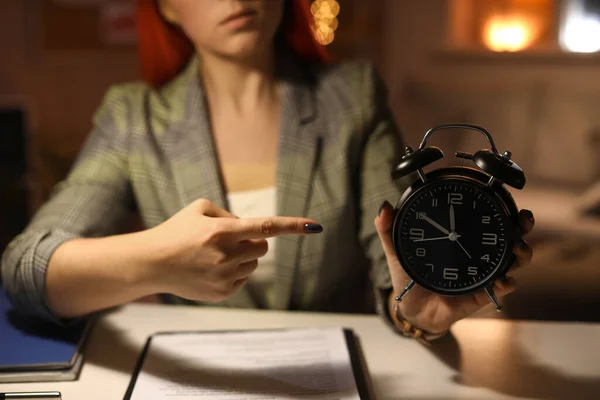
[304,223,323,234]
[501,276,509,283]
[378,200,389,217]
[523,209,534,223]
[518,238,528,250]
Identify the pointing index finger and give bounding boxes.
[235,217,323,239]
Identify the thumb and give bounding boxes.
[376,201,412,292]
[375,201,404,280]
[199,200,238,219]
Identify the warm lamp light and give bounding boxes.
[311,0,340,46]
[483,14,537,52]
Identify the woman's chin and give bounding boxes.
[217,35,271,60]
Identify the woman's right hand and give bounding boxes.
[143,199,322,303]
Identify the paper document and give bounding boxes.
[127,327,363,400]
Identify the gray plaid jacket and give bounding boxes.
[1,53,408,323]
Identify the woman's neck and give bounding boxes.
[198,47,278,114]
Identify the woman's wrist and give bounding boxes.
[123,228,172,295]
[386,291,450,341]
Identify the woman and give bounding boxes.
[1,0,533,343]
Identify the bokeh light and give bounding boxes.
[483,14,538,52]
[311,0,340,46]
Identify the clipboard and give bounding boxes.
[123,327,375,400]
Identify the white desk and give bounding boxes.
[2,303,600,400]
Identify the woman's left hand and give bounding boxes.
[375,201,535,336]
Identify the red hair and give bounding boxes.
[136,0,329,88]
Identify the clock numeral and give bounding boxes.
[443,268,459,280]
[409,228,425,241]
[468,266,478,276]
[482,216,491,224]
[425,263,434,272]
[482,233,498,245]
[481,254,490,262]
[416,212,427,220]
[416,248,426,257]
[448,193,463,205]
[473,200,477,209]
[432,198,439,207]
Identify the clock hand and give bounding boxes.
[421,215,451,235]
[413,235,460,242]
[455,238,472,259]
[450,204,456,232]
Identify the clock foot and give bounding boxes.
[484,286,503,312]
[395,280,416,302]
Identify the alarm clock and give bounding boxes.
[391,123,526,311]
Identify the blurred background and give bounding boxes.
[1,0,600,321]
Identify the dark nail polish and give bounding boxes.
[523,209,534,223]
[378,201,387,217]
[304,223,323,234]
[501,276,509,283]
[518,238,528,249]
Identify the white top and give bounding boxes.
[227,186,277,308]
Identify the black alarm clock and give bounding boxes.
[391,123,526,311]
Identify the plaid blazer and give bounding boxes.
[1,52,408,324]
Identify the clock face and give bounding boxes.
[393,178,513,295]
